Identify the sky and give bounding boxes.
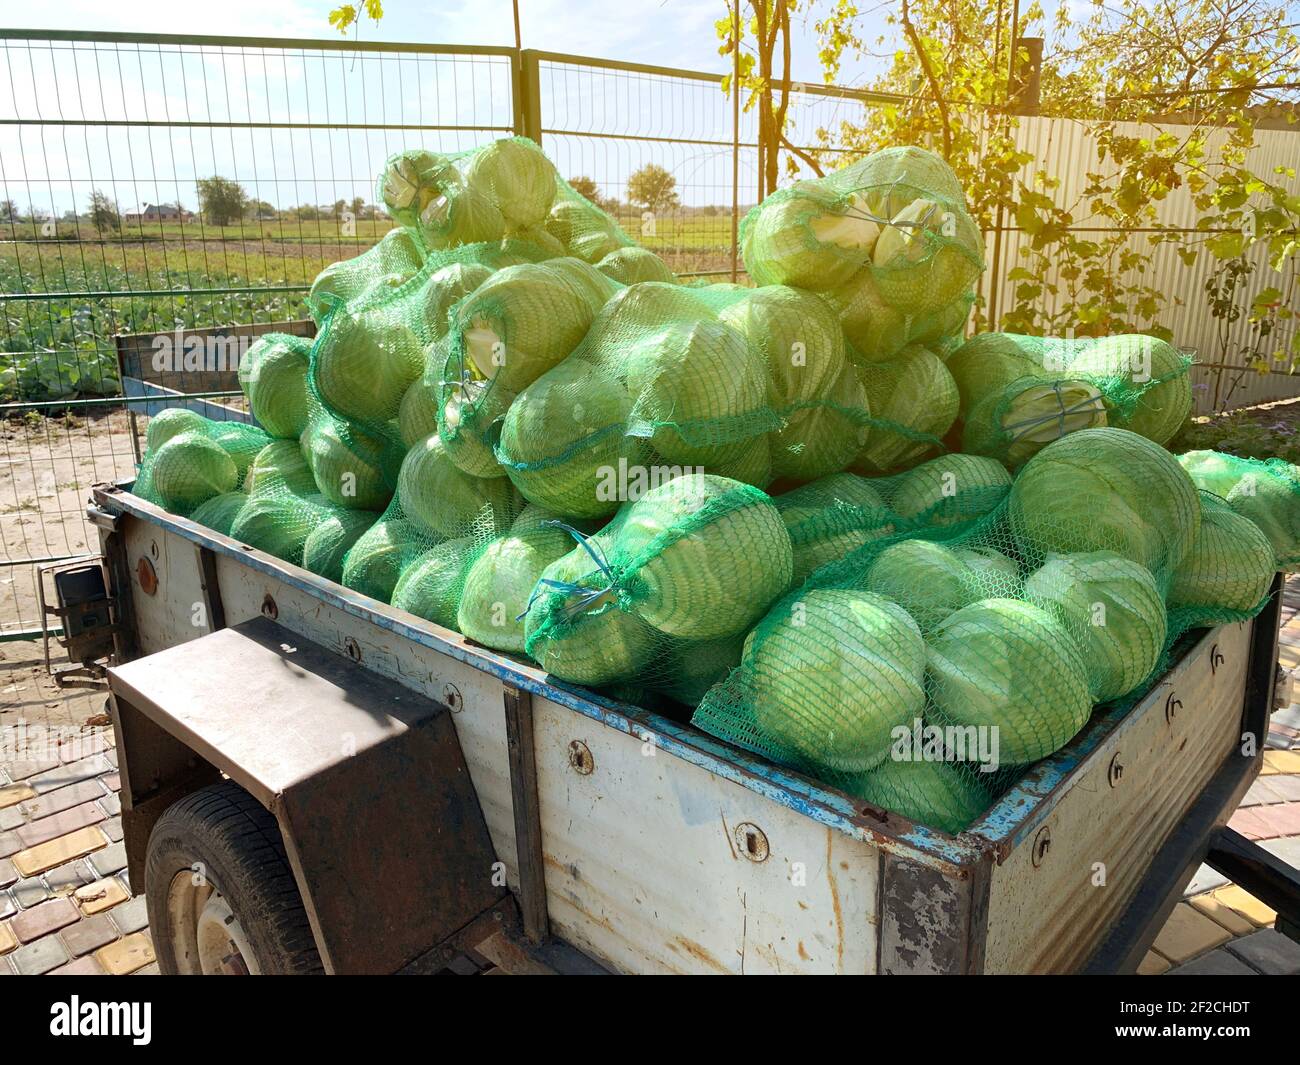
[0,0,876,86]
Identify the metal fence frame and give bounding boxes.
[0,27,1297,641]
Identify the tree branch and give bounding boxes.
[901,0,953,157]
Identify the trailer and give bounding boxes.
[43,476,1296,976]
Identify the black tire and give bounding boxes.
[145,781,324,975]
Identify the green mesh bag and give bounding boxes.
[596,246,677,286]
[522,474,793,690]
[244,439,317,498]
[307,227,428,326]
[948,333,1193,466]
[230,488,350,568]
[238,333,313,440]
[456,506,577,653]
[300,406,399,512]
[134,413,270,516]
[1178,450,1300,569]
[853,344,959,474]
[188,492,250,537]
[741,145,984,360]
[692,425,1276,836]
[303,509,381,584]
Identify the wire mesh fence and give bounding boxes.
[0,28,1297,642]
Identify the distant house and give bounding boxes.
[124,203,193,223]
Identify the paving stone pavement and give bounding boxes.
[3,589,1300,977]
[0,728,155,975]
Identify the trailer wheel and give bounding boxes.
[145,781,324,975]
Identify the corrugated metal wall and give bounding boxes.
[981,116,1300,414]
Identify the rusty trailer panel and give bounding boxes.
[107,616,506,974]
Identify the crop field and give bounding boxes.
[0,209,740,404]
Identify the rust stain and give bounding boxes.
[720,812,737,861]
[798,940,811,961]
[825,828,844,972]
[673,936,731,973]
[797,899,809,910]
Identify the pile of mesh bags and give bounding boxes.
[692,428,1287,833]
[127,134,1300,838]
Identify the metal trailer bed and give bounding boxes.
[65,479,1300,974]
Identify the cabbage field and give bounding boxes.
[127,136,1300,836]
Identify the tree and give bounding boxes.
[569,176,602,205]
[87,190,121,236]
[196,176,249,226]
[332,199,347,219]
[296,204,323,221]
[0,200,16,223]
[350,195,366,218]
[627,164,679,215]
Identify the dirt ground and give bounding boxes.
[0,409,141,638]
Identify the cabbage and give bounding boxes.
[717,285,845,406]
[889,454,1012,528]
[545,198,623,262]
[947,333,1050,401]
[454,261,601,391]
[457,515,573,652]
[242,335,311,439]
[955,547,1024,597]
[341,517,428,603]
[750,589,925,772]
[244,440,317,497]
[776,473,892,583]
[397,432,520,538]
[229,494,324,565]
[208,423,273,487]
[499,357,633,518]
[845,758,990,835]
[421,261,493,340]
[146,408,206,451]
[617,475,793,640]
[189,492,249,537]
[440,377,514,479]
[827,269,908,364]
[866,539,981,630]
[1177,450,1241,497]
[624,318,767,467]
[150,431,239,511]
[1170,495,1275,613]
[377,148,461,227]
[1068,335,1190,445]
[926,598,1092,764]
[313,312,424,424]
[711,437,772,488]
[390,537,475,627]
[524,545,659,684]
[464,138,558,229]
[509,224,567,257]
[419,183,506,249]
[1179,450,1300,566]
[854,345,959,474]
[908,294,973,348]
[842,145,966,219]
[1010,428,1200,575]
[1024,550,1167,701]
[961,379,1108,467]
[770,364,867,481]
[398,375,441,449]
[741,183,878,291]
[302,509,380,583]
[596,247,675,285]
[302,418,392,510]
[871,200,983,315]
[656,633,746,706]
[308,228,427,321]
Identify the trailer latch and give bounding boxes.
[37,557,119,688]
